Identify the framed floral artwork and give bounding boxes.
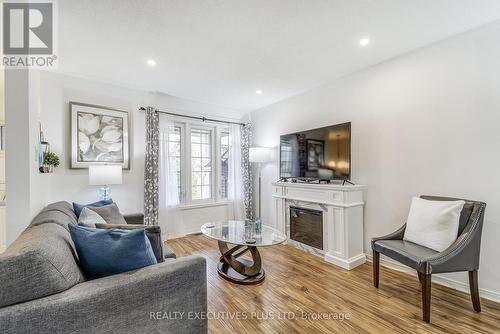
[70,102,130,169]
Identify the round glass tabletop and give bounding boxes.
[201,220,287,247]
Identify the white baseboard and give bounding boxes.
[366,253,500,304]
[325,253,366,270]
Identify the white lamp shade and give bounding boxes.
[249,147,271,163]
[89,165,123,185]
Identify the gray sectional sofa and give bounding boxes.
[0,202,207,334]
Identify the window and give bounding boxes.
[220,131,231,199]
[167,126,182,199]
[161,120,233,206]
[190,128,212,201]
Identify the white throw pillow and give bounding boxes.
[78,207,107,228]
[403,197,465,252]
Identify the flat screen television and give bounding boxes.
[279,122,351,181]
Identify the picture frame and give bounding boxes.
[70,102,130,169]
[306,139,324,171]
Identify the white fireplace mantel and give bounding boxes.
[271,181,366,270]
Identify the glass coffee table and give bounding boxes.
[201,221,287,285]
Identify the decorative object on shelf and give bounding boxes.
[40,151,60,173]
[37,123,50,168]
[38,141,50,167]
[70,102,130,169]
[89,165,123,200]
[249,147,271,218]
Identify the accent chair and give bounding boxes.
[371,195,486,323]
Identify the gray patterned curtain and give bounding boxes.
[144,107,160,225]
[240,124,254,220]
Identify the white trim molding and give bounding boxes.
[177,201,231,211]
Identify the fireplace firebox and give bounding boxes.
[289,206,323,250]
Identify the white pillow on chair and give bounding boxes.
[403,197,465,252]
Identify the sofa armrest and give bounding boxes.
[95,223,165,263]
[123,213,144,225]
[0,256,207,334]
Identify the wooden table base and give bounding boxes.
[217,240,265,285]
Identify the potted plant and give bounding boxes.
[40,152,60,173]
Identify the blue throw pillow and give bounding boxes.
[73,199,113,217]
[68,224,157,278]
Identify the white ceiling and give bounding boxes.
[57,0,500,113]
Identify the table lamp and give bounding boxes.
[89,165,122,200]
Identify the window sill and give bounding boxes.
[176,201,232,211]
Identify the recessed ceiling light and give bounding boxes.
[256,89,263,95]
[147,59,157,66]
[359,38,371,47]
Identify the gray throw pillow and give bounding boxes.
[78,207,107,228]
[89,203,127,225]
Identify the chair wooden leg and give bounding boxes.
[419,273,431,323]
[373,250,380,288]
[469,270,481,312]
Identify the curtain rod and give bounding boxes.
[138,107,246,126]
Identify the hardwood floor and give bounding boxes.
[166,234,500,334]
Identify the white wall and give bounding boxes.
[39,71,151,213]
[0,69,4,252]
[249,21,500,300]
[0,71,243,246]
[5,70,31,246]
[4,70,50,245]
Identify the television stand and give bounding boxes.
[342,179,355,186]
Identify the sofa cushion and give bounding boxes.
[73,199,113,217]
[69,225,157,278]
[373,239,438,270]
[78,207,107,228]
[89,203,127,225]
[30,201,78,229]
[0,223,85,308]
